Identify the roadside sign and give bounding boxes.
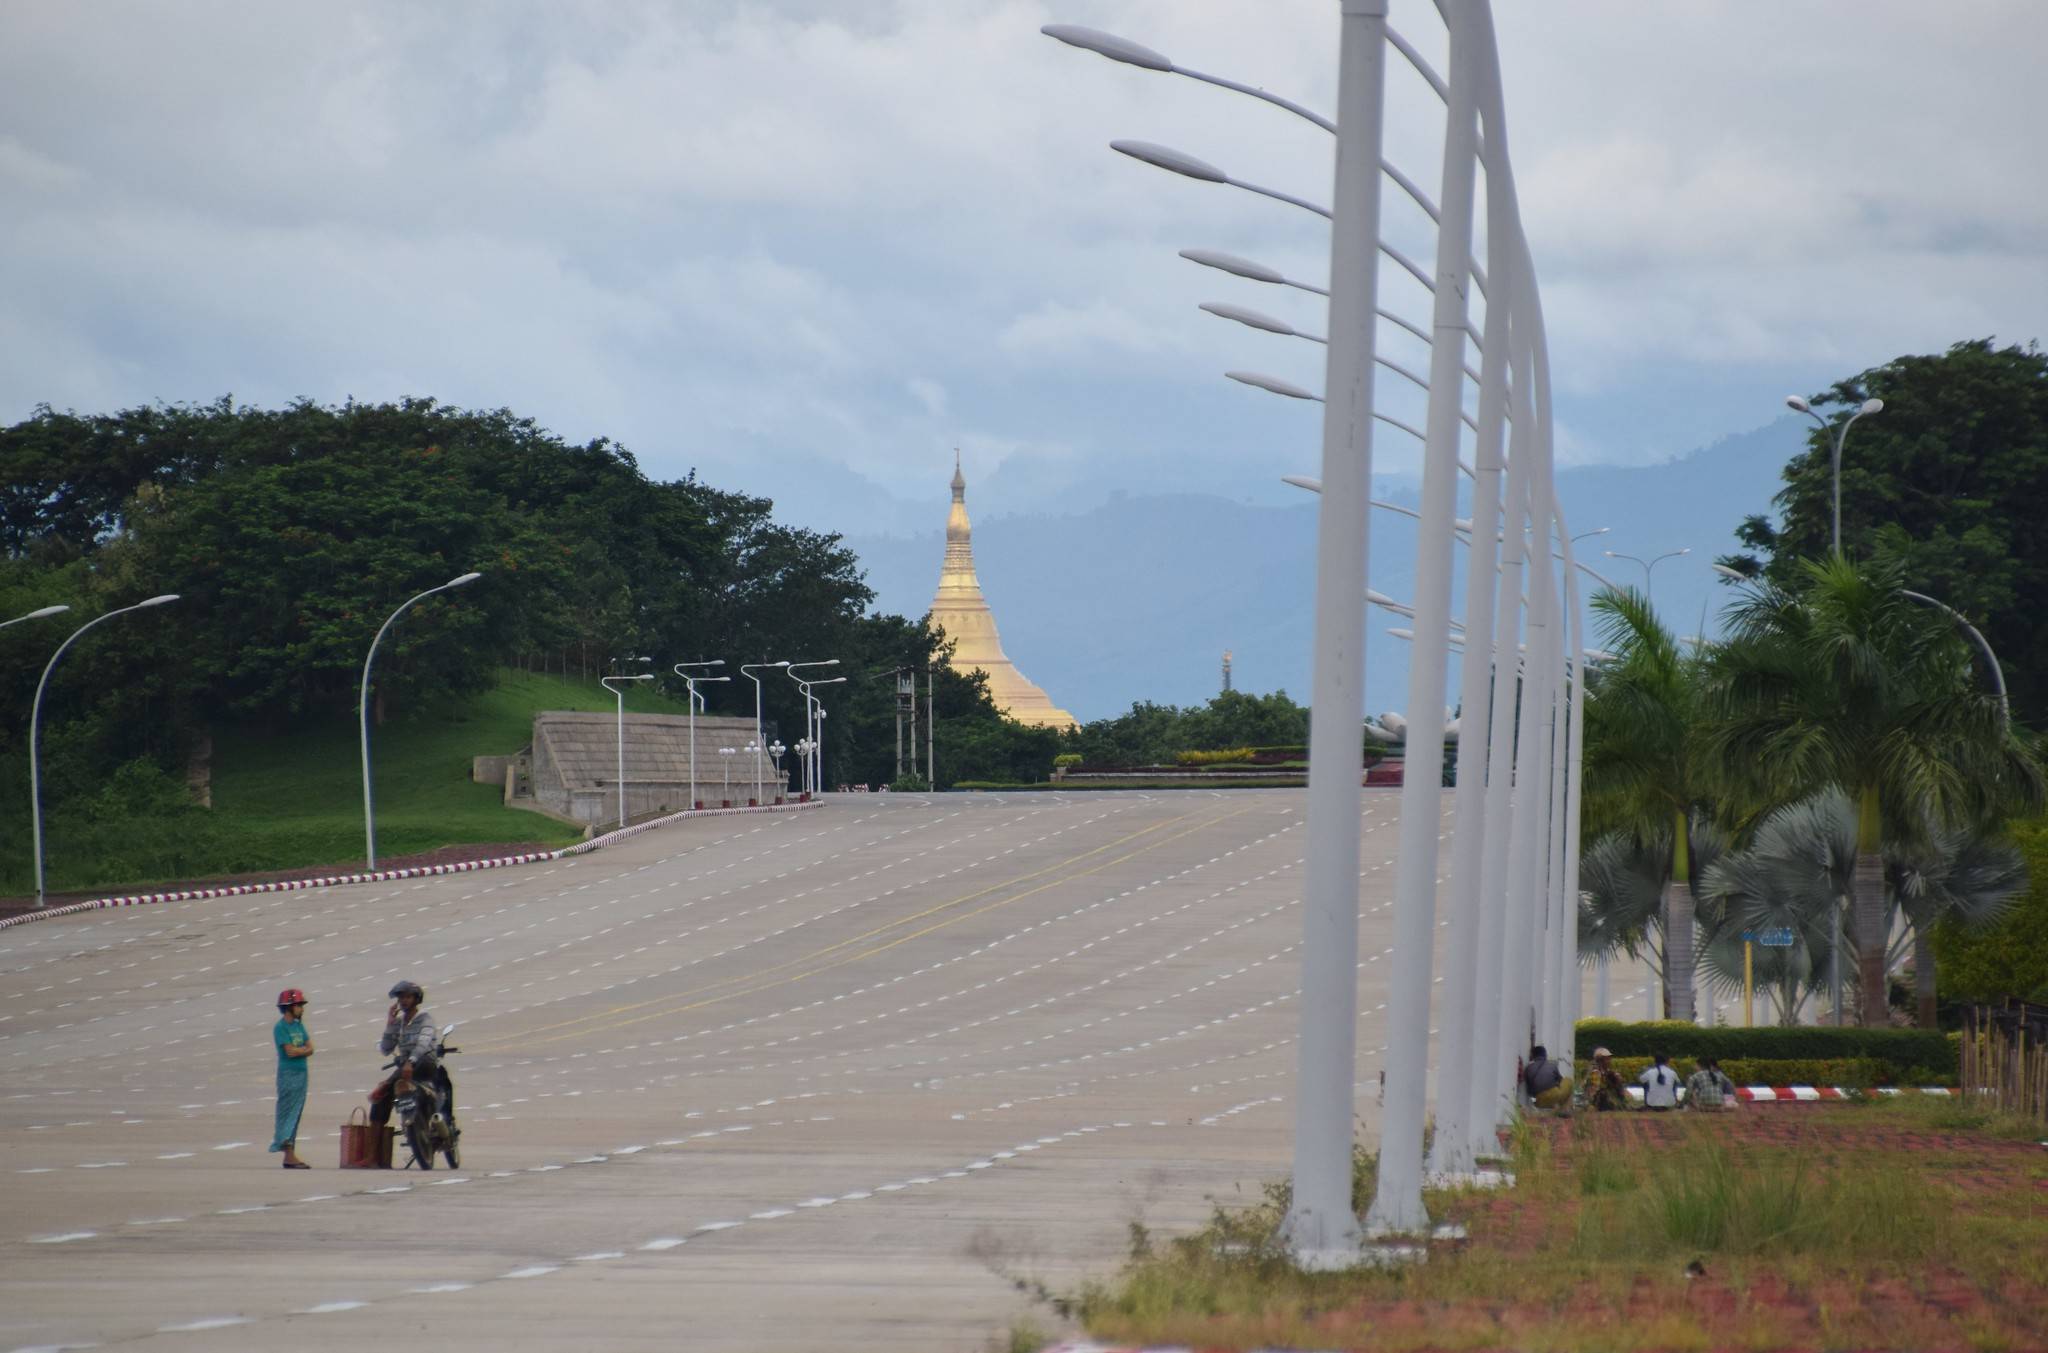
[1741,927,1797,947]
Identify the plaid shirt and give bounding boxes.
[1684,1067,1732,1109]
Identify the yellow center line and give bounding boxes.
[470,808,1203,1051]
[489,805,1249,1052]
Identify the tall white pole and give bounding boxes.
[1427,6,1515,1179]
[1366,0,1478,1238]
[1555,520,1588,1069]
[1277,0,1387,1269]
[600,674,651,828]
[1495,251,1560,1126]
[1465,312,1534,1152]
[31,596,178,906]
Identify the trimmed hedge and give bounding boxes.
[1604,1055,1957,1089]
[1573,1019,1958,1075]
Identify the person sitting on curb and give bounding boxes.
[1584,1047,1627,1112]
[1684,1055,1736,1110]
[1638,1050,1681,1111]
[1522,1043,1571,1112]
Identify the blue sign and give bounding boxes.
[1741,927,1797,947]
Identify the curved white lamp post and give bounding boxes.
[1786,394,1883,554]
[360,572,478,870]
[31,594,179,905]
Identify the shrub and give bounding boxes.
[1573,1019,1957,1074]
[1932,814,2048,1002]
[1175,747,1254,766]
[888,773,931,792]
[1052,753,1082,770]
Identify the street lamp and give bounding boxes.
[718,745,735,806]
[785,662,841,795]
[600,672,654,828]
[1786,395,1883,555]
[792,738,814,797]
[740,661,789,803]
[359,571,479,870]
[768,740,787,801]
[675,661,728,810]
[3,604,69,631]
[1603,548,1689,603]
[743,740,761,805]
[30,594,180,906]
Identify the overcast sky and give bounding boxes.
[4,1,2043,539]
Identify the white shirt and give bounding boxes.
[1637,1063,1680,1108]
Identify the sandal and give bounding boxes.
[282,1160,311,1169]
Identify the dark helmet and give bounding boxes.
[389,980,424,1001]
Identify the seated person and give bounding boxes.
[1584,1047,1627,1112]
[1683,1055,1736,1110]
[1521,1044,1571,1111]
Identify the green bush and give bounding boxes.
[1932,814,2048,1001]
[888,773,931,792]
[1052,753,1082,770]
[1573,1019,1957,1075]
[1175,747,1254,766]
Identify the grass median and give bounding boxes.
[1040,1097,2048,1352]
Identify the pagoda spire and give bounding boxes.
[928,454,1076,731]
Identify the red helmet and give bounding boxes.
[277,988,308,1010]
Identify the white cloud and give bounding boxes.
[0,0,2041,518]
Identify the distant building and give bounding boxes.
[928,454,1077,731]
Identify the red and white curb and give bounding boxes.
[0,798,823,932]
[1623,1084,1953,1104]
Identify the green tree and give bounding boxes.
[1582,586,1716,1021]
[1701,554,2041,1025]
[1722,339,2048,726]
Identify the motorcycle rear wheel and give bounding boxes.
[405,1117,434,1171]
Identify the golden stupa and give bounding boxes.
[929,453,1078,731]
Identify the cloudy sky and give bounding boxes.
[3,0,2043,540]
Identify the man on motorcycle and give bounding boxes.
[369,980,456,1135]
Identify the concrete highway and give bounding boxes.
[1,790,1651,1352]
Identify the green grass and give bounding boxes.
[2,669,694,896]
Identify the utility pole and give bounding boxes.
[926,670,935,789]
[1221,649,1233,692]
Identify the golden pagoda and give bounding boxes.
[929,453,1078,731]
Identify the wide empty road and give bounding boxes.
[1,791,1646,1352]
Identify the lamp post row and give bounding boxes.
[12,576,837,899]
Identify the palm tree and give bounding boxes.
[1697,792,1850,1024]
[1891,824,2027,1026]
[1583,587,1715,1020]
[1579,816,1727,1018]
[1701,555,2040,1025]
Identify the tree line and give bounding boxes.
[1584,340,2048,1026]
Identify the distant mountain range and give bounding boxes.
[839,418,1806,723]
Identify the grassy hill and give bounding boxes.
[3,669,695,897]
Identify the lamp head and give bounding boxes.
[141,594,180,608]
[1859,397,1884,415]
[27,604,70,619]
[1281,474,1322,494]
[1200,301,1294,336]
[447,571,482,588]
[1784,395,1810,414]
[1180,248,1284,284]
[1226,370,1317,401]
[1110,139,1225,183]
[1040,23,1172,71]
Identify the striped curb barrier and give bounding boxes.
[0,797,824,933]
[1622,1084,1953,1104]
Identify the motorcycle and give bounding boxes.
[383,1021,461,1170]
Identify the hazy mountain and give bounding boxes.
[839,418,1804,722]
